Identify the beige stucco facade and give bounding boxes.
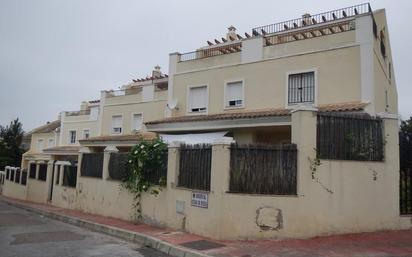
[2,5,407,241]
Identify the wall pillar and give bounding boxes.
[167,141,182,189]
[291,107,318,196]
[59,165,64,186]
[35,162,40,180]
[103,145,119,180]
[45,160,54,202]
[210,139,233,239]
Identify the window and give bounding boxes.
[37,139,44,151]
[83,129,90,139]
[389,62,392,80]
[188,86,207,113]
[132,114,143,131]
[288,71,315,104]
[111,115,122,134]
[69,130,76,144]
[48,138,54,148]
[225,81,244,108]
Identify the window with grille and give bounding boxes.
[188,86,207,113]
[83,129,90,139]
[225,81,243,108]
[288,71,315,104]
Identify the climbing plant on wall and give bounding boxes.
[121,137,168,221]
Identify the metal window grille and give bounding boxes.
[288,72,315,104]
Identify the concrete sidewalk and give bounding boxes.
[2,196,412,257]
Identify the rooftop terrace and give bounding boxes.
[179,3,377,62]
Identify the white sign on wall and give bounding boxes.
[191,191,208,208]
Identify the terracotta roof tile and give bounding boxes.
[318,101,368,112]
[79,132,157,142]
[146,102,368,125]
[27,120,61,134]
[43,146,80,153]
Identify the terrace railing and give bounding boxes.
[252,3,374,35]
[66,110,91,116]
[179,42,242,62]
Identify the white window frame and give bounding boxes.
[37,138,45,151]
[68,130,77,144]
[131,112,144,132]
[285,68,318,108]
[224,78,245,110]
[186,84,209,115]
[82,129,90,140]
[111,114,123,135]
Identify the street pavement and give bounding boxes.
[0,201,171,257]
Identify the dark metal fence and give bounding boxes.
[108,152,129,181]
[38,164,47,181]
[317,113,384,161]
[80,153,104,178]
[29,163,36,179]
[252,3,372,35]
[63,165,77,187]
[21,170,27,185]
[15,169,20,183]
[229,144,297,195]
[6,169,9,180]
[143,149,168,185]
[400,132,412,215]
[178,144,212,191]
[10,169,14,181]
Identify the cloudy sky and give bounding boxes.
[0,0,411,131]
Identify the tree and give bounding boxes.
[0,118,24,170]
[400,117,412,134]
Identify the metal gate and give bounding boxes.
[400,132,412,215]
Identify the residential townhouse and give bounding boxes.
[2,3,411,240]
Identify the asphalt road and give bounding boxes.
[0,201,171,257]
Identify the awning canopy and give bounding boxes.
[160,131,232,144]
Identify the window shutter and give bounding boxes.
[112,116,122,133]
[189,86,207,111]
[132,114,143,130]
[226,81,243,106]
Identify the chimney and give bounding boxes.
[226,25,237,41]
[80,101,88,111]
[152,65,162,78]
[302,13,312,25]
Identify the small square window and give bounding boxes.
[288,71,315,104]
[83,130,90,139]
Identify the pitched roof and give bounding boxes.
[27,120,61,134]
[146,101,368,125]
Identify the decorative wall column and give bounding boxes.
[103,145,119,180]
[45,160,55,202]
[290,107,318,196]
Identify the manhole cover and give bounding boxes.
[0,213,43,226]
[180,240,225,250]
[11,231,86,245]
